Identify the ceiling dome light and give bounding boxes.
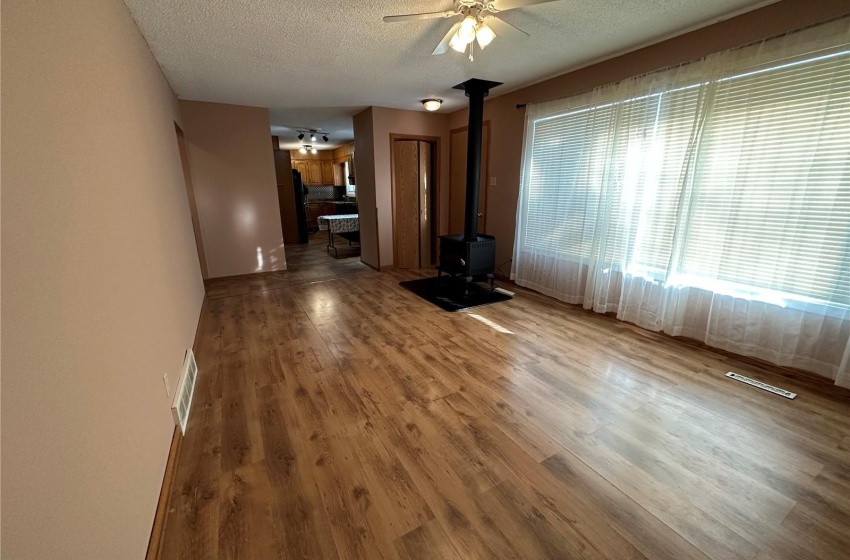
[457,16,476,44]
[299,146,307,154]
[421,99,443,111]
[475,22,496,49]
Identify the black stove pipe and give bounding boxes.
[453,79,502,241]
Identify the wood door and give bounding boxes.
[321,160,334,184]
[449,122,490,234]
[393,140,422,269]
[307,161,322,185]
[418,141,431,267]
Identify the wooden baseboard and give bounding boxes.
[203,268,287,285]
[362,259,381,272]
[145,426,183,560]
[146,296,206,559]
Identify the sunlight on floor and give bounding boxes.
[464,312,514,334]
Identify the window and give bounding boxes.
[520,42,850,306]
[344,160,356,197]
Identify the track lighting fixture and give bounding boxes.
[299,146,307,154]
[295,129,329,143]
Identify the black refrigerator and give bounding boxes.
[292,169,309,244]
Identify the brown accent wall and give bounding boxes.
[1,0,206,558]
[448,0,850,268]
[180,101,286,278]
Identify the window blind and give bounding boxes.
[680,51,850,304]
[521,43,850,306]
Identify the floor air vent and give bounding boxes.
[726,372,796,399]
[171,350,199,434]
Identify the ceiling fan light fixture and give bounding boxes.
[476,22,496,49]
[457,15,477,44]
[421,98,443,111]
[449,31,467,53]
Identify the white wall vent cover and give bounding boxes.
[172,349,199,434]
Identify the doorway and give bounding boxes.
[449,121,490,234]
[391,135,439,269]
[175,124,209,279]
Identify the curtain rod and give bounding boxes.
[513,15,848,110]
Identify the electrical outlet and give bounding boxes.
[163,372,171,398]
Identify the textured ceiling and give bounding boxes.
[125,0,775,148]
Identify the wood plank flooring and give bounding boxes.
[160,261,850,560]
[203,232,370,300]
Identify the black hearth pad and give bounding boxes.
[399,276,513,312]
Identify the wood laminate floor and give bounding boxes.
[160,267,850,560]
[204,232,370,299]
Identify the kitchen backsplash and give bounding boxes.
[305,185,345,200]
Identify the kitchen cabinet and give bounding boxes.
[292,160,310,183]
[307,161,322,185]
[321,160,334,184]
[332,162,344,186]
[292,155,347,186]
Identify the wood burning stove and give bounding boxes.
[438,78,502,287]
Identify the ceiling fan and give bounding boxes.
[383,0,561,60]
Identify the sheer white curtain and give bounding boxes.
[513,18,850,387]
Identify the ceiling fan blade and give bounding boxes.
[489,0,561,11]
[483,16,530,41]
[433,22,463,55]
[383,10,457,23]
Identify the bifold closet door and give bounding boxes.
[394,140,421,268]
[418,141,431,267]
[394,140,433,269]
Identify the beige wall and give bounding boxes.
[356,107,450,268]
[353,108,379,268]
[180,101,285,279]
[1,1,206,559]
[448,0,850,268]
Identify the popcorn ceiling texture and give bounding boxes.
[124,0,774,132]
